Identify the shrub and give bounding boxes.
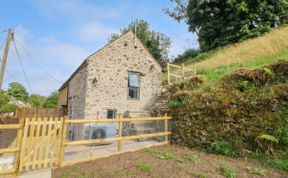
[0,103,17,112]
[170,61,288,154]
[209,141,238,157]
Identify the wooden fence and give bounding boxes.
[16,108,67,118]
[0,114,171,175]
[167,63,196,85]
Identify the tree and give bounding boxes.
[109,19,171,67]
[29,94,46,108]
[165,0,288,51]
[0,104,17,112]
[0,91,10,108]
[173,48,200,63]
[7,82,29,101]
[43,91,58,108]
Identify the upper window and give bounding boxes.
[128,72,140,99]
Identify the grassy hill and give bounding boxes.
[182,26,288,81]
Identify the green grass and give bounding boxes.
[200,50,288,82]
[60,172,75,178]
[246,166,267,176]
[218,167,237,178]
[135,163,153,173]
[187,153,200,164]
[145,148,175,160]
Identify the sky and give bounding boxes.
[0,0,198,96]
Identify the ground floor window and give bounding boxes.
[107,109,117,118]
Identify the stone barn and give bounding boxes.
[58,31,163,140]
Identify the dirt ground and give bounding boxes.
[52,145,287,178]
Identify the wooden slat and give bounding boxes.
[59,116,68,167]
[50,117,58,166]
[0,168,16,175]
[65,117,172,124]
[43,117,53,168]
[55,117,63,166]
[38,117,47,169]
[169,73,182,77]
[0,148,19,154]
[32,117,41,170]
[19,118,30,172]
[24,117,36,171]
[168,63,181,68]
[14,118,25,174]
[65,132,171,146]
[0,124,22,129]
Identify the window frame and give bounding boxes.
[128,72,140,100]
[107,109,117,119]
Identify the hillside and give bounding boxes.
[181,26,288,81]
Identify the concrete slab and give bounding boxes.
[19,168,51,178]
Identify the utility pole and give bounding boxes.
[0,28,13,91]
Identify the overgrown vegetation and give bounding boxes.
[170,60,288,172]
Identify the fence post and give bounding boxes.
[167,63,171,85]
[164,113,168,142]
[59,116,68,167]
[117,113,123,152]
[14,117,24,174]
[193,67,197,77]
[181,64,185,81]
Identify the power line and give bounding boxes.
[14,38,62,83]
[12,39,33,93]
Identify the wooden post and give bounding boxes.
[0,29,13,90]
[117,113,123,151]
[14,117,24,174]
[167,63,171,85]
[193,67,197,77]
[181,64,185,81]
[59,116,68,167]
[164,113,168,142]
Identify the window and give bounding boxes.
[128,72,140,99]
[107,109,117,119]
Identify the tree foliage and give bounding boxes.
[0,91,10,107]
[109,19,171,67]
[43,91,58,108]
[29,94,46,108]
[166,0,288,51]
[173,48,200,63]
[7,82,29,101]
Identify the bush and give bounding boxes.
[209,141,238,157]
[170,61,288,154]
[0,104,18,112]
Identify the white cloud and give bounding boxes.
[31,0,120,22]
[75,22,117,43]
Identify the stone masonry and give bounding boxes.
[62,31,163,140]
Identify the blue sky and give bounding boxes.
[0,0,198,96]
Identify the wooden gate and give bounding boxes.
[18,117,64,172]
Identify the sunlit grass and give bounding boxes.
[188,26,288,72]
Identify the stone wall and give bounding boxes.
[67,64,88,139]
[84,31,162,119]
[67,31,163,140]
